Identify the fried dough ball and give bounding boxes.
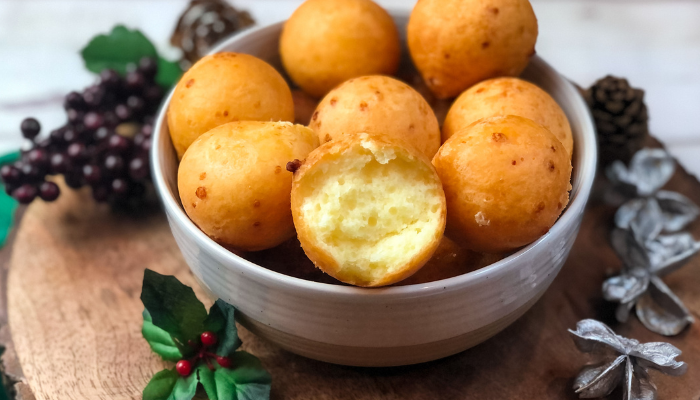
[168,52,294,158]
[407,0,538,99]
[280,0,401,98]
[433,115,571,253]
[291,133,446,287]
[310,75,441,158]
[178,121,318,251]
[442,77,573,156]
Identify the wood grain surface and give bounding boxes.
[3,154,700,400]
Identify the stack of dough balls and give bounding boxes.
[291,133,446,287]
[280,0,401,98]
[408,0,538,99]
[171,0,575,288]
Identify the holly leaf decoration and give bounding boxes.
[214,352,272,400]
[142,310,183,361]
[81,25,157,75]
[156,56,184,88]
[142,368,180,400]
[141,269,207,353]
[81,25,182,87]
[141,269,271,400]
[204,300,242,357]
[198,366,218,400]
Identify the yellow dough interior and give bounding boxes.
[299,143,443,283]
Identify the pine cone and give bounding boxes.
[171,0,255,70]
[585,76,649,166]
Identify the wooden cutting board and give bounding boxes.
[2,146,700,400]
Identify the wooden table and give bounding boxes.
[0,139,699,400]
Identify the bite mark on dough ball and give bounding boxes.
[199,172,206,180]
[489,7,499,15]
[330,98,337,106]
[275,165,282,174]
[359,101,368,111]
[548,161,556,171]
[324,134,332,143]
[481,41,490,49]
[536,202,545,213]
[196,186,207,199]
[312,111,319,121]
[186,79,195,88]
[253,199,261,208]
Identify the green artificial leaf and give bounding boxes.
[156,56,183,88]
[141,269,208,352]
[169,368,199,400]
[143,368,179,400]
[142,310,183,361]
[204,300,242,357]
[0,151,20,248]
[81,25,157,75]
[197,365,218,400]
[214,352,271,400]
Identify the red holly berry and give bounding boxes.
[216,356,233,369]
[176,360,193,376]
[201,331,217,347]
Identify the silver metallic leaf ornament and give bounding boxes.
[603,228,698,335]
[570,319,687,400]
[607,148,699,236]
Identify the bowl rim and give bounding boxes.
[152,19,598,300]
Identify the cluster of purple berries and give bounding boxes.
[0,57,163,205]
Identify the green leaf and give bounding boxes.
[197,365,218,400]
[143,369,179,400]
[156,56,183,88]
[81,25,157,75]
[168,369,198,400]
[141,269,208,351]
[214,352,271,400]
[204,300,242,357]
[0,151,20,248]
[142,310,183,361]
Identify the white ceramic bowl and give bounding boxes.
[152,13,597,367]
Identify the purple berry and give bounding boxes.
[115,104,131,121]
[20,118,41,140]
[82,165,102,185]
[50,153,69,174]
[125,72,145,91]
[64,91,85,110]
[111,178,128,196]
[99,69,121,89]
[108,134,131,153]
[83,112,103,131]
[1,165,21,184]
[104,154,124,174]
[67,143,88,162]
[38,181,60,201]
[12,184,37,204]
[138,57,158,79]
[129,156,149,181]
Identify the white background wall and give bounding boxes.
[1,0,699,176]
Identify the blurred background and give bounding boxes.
[1,0,699,176]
